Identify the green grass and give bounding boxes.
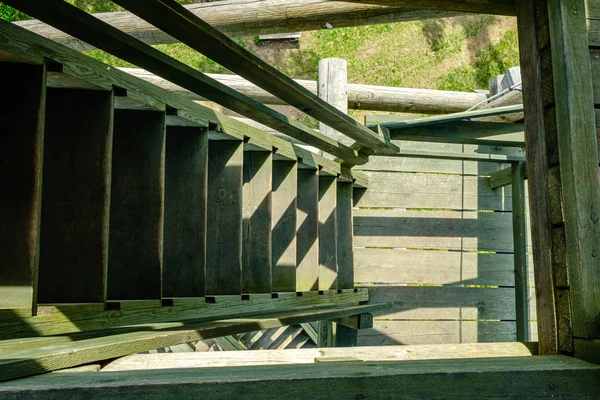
[1,0,520,95]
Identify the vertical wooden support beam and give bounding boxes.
[516,0,559,354]
[336,181,354,290]
[318,58,351,147]
[511,161,529,342]
[38,88,113,304]
[296,168,319,291]
[242,151,272,294]
[163,126,208,298]
[318,175,337,290]
[272,160,298,292]
[0,63,45,310]
[108,109,165,300]
[548,0,600,340]
[206,140,243,295]
[317,320,335,348]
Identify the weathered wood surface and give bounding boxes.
[0,63,45,309]
[37,88,113,304]
[551,0,600,340]
[359,321,538,345]
[111,0,398,156]
[272,161,298,292]
[366,115,525,147]
[512,161,529,341]
[296,169,320,292]
[0,303,385,382]
[354,248,535,287]
[354,170,522,211]
[4,1,368,165]
[4,356,599,399]
[206,141,243,295]
[516,0,558,355]
[108,110,165,301]
[0,290,368,340]
[332,0,517,15]
[125,68,490,114]
[318,58,352,147]
[163,126,208,298]
[242,151,273,294]
[103,343,536,371]
[318,176,337,290]
[15,0,459,51]
[489,165,513,189]
[354,209,531,252]
[336,182,354,290]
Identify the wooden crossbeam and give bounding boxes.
[3,0,368,165]
[2,356,599,398]
[370,104,524,132]
[330,0,517,15]
[0,303,386,382]
[108,0,399,156]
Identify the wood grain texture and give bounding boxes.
[15,1,458,51]
[111,0,398,155]
[0,289,368,339]
[108,110,165,300]
[331,0,517,15]
[354,248,535,287]
[242,151,273,294]
[296,169,319,291]
[516,0,558,354]
[549,0,600,339]
[272,161,298,292]
[353,209,531,253]
[206,140,243,295]
[511,161,530,341]
[102,343,537,370]
[354,171,518,211]
[318,176,337,290]
[358,321,536,346]
[0,63,45,309]
[5,356,599,400]
[3,1,368,165]
[122,68,489,114]
[0,302,385,382]
[163,126,208,297]
[336,182,354,289]
[38,88,113,304]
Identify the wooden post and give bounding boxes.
[163,126,208,298]
[548,0,600,348]
[206,140,243,296]
[318,58,352,148]
[242,151,273,294]
[272,160,298,292]
[38,88,113,304]
[108,109,165,301]
[515,0,559,354]
[0,62,46,310]
[511,161,529,342]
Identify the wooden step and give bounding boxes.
[272,160,298,292]
[206,140,243,295]
[0,63,46,310]
[242,151,272,294]
[38,87,113,304]
[296,168,319,292]
[108,109,165,300]
[163,125,208,298]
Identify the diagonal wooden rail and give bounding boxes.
[2,0,368,165]
[109,0,399,156]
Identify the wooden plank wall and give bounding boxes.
[354,143,536,345]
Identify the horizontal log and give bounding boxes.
[2,356,598,399]
[120,68,489,115]
[14,0,460,52]
[331,0,517,16]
